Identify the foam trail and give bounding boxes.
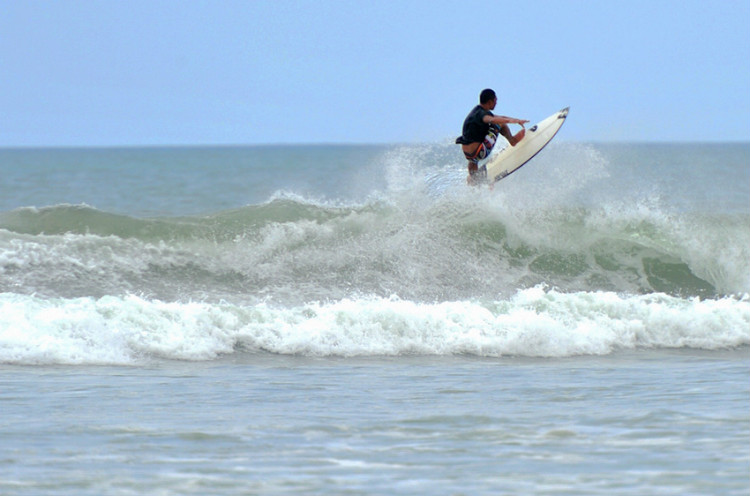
[2,289,747,365]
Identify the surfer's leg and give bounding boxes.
[498,124,513,141]
[467,160,480,186]
[467,161,488,186]
[499,124,525,146]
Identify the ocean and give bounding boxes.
[1,142,748,495]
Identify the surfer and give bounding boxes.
[456,88,528,184]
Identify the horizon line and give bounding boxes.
[2,139,749,150]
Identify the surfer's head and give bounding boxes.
[480,89,496,104]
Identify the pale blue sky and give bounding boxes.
[1,0,748,146]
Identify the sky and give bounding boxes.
[1,0,749,146]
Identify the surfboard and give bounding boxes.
[481,107,569,183]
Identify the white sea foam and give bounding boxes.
[2,288,747,365]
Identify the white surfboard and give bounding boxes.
[481,107,569,183]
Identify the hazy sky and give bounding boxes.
[2,0,748,146]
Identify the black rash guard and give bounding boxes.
[458,105,493,144]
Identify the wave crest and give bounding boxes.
[2,193,747,301]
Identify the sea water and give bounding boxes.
[1,142,748,495]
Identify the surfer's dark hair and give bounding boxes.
[480,89,496,104]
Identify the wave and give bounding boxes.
[1,191,748,303]
[2,144,748,366]
[1,289,748,365]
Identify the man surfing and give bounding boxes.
[456,88,528,185]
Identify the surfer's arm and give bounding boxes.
[483,115,528,146]
[484,115,529,126]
